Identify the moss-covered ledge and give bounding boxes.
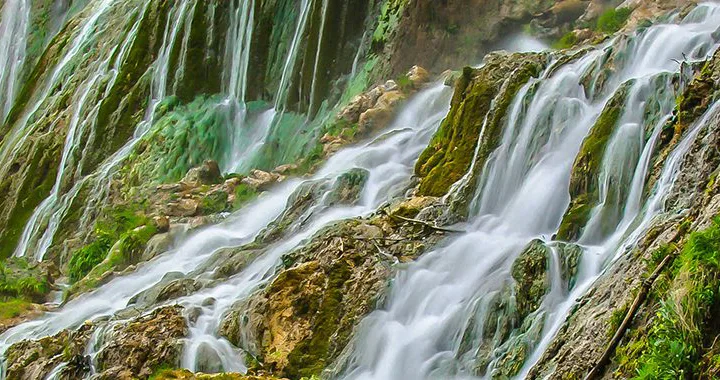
[414,52,547,197]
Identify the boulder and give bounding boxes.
[182,160,222,186]
[95,306,188,378]
[407,65,430,87]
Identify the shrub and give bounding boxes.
[0,258,51,301]
[633,218,720,378]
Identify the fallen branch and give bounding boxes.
[353,237,405,242]
[586,250,677,380]
[390,214,465,233]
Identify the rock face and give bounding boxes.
[219,197,446,379]
[528,57,720,379]
[5,323,94,380]
[94,306,189,379]
[415,52,548,198]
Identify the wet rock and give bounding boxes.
[148,369,285,379]
[512,239,551,319]
[273,164,298,175]
[388,196,438,219]
[183,160,222,186]
[242,170,282,191]
[326,168,370,205]
[407,65,430,87]
[557,242,583,290]
[220,207,448,378]
[416,52,548,199]
[5,322,94,380]
[153,215,170,233]
[167,198,200,217]
[127,271,185,307]
[383,79,399,92]
[95,306,188,379]
[195,342,224,373]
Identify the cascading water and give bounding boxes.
[0,83,452,377]
[0,0,29,123]
[11,0,200,260]
[331,5,720,379]
[3,1,720,379]
[223,0,316,173]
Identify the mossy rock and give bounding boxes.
[512,239,551,320]
[415,52,547,198]
[557,82,631,241]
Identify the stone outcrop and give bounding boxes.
[219,196,446,379]
[415,52,548,198]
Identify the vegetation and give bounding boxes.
[233,183,259,210]
[0,258,51,321]
[614,218,720,378]
[0,299,35,320]
[553,31,578,50]
[0,258,51,302]
[596,8,632,34]
[68,231,115,282]
[67,207,153,284]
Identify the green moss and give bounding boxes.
[416,54,546,197]
[284,261,353,378]
[372,0,408,48]
[554,32,578,50]
[232,183,259,210]
[607,304,629,338]
[66,206,152,284]
[558,83,630,241]
[0,299,35,320]
[122,95,229,186]
[596,8,632,34]
[512,240,551,319]
[615,218,720,378]
[200,191,229,214]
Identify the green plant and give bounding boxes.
[632,218,720,378]
[396,73,414,93]
[0,258,51,302]
[0,299,35,320]
[68,230,115,282]
[596,8,632,34]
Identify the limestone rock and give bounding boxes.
[182,160,222,186]
[242,170,282,191]
[407,65,430,87]
[512,239,551,319]
[5,322,94,380]
[95,306,188,379]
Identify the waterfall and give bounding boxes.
[11,0,201,260]
[0,0,29,123]
[0,83,453,376]
[223,0,316,173]
[331,4,720,379]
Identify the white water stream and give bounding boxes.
[11,0,199,260]
[2,2,720,379]
[0,0,29,123]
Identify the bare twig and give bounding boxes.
[390,214,465,233]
